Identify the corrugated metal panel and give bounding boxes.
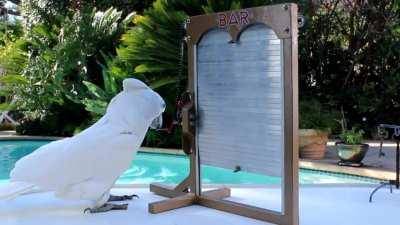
[196,24,284,176]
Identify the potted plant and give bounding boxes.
[299,99,338,160]
[336,128,369,166]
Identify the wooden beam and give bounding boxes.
[174,176,191,192]
[148,193,196,214]
[202,188,231,199]
[281,4,299,225]
[198,196,284,225]
[149,183,182,198]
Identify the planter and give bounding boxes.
[299,129,328,160]
[335,143,369,164]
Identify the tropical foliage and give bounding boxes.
[20,0,152,27]
[0,4,134,135]
[0,0,399,146]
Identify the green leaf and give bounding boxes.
[0,102,13,111]
[149,76,177,89]
[97,52,119,95]
[134,64,167,73]
[102,70,118,95]
[83,81,108,99]
[0,87,13,96]
[122,12,136,28]
[82,98,107,116]
[0,75,28,84]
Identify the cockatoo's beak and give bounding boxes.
[150,114,163,129]
[149,101,165,130]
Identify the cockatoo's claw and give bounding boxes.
[126,194,139,200]
[108,194,139,202]
[83,203,128,213]
[84,208,91,214]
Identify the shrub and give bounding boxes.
[340,128,365,145]
[299,99,339,133]
[299,0,400,135]
[0,6,133,136]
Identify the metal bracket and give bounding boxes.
[298,15,305,28]
[181,91,195,155]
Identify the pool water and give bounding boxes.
[0,140,379,185]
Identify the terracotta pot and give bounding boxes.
[299,129,328,160]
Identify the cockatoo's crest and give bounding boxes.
[123,79,149,92]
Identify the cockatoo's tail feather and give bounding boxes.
[0,181,36,200]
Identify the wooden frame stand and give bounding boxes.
[149,4,299,225]
[149,183,231,214]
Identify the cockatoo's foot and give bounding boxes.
[108,194,139,202]
[84,203,128,213]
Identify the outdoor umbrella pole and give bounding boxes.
[396,139,399,189]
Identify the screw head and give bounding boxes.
[283,4,289,11]
[284,27,290,33]
[184,36,191,42]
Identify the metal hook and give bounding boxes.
[298,15,305,28]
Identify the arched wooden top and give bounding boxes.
[186,3,297,44]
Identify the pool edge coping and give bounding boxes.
[112,183,380,189]
[0,135,63,141]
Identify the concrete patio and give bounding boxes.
[0,132,399,225]
[0,185,398,225]
[301,141,398,181]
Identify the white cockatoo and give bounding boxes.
[0,78,166,213]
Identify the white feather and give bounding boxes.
[0,182,36,200]
[0,78,165,207]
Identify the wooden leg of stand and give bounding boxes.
[197,196,282,224]
[150,183,181,198]
[202,187,231,199]
[174,176,191,192]
[149,193,196,214]
[150,176,192,198]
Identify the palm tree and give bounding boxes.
[114,0,274,91]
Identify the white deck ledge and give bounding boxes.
[0,186,398,225]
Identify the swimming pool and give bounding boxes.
[0,140,380,185]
